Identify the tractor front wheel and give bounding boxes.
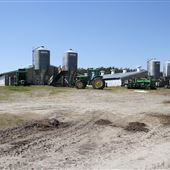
[92,78,105,89]
[75,80,86,89]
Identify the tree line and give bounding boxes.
[77,67,136,75]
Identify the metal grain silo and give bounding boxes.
[163,60,170,78]
[147,59,160,78]
[32,46,50,70]
[62,49,78,72]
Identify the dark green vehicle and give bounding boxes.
[75,68,105,89]
[127,78,156,89]
[15,69,28,86]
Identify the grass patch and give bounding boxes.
[7,86,31,92]
[0,87,13,101]
[0,86,73,101]
[0,113,41,129]
[0,95,8,101]
[0,114,26,129]
[30,86,74,97]
[0,85,72,92]
[45,86,73,94]
[0,86,31,101]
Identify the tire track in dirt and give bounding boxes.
[1,109,170,169]
[0,116,101,169]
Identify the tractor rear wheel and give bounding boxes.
[92,77,105,89]
[75,80,86,89]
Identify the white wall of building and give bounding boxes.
[105,79,122,87]
[0,75,5,86]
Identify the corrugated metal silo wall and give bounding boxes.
[163,62,170,78]
[33,50,39,70]
[153,61,160,78]
[63,52,78,72]
[148,60,160,78]
[38,50,50,70]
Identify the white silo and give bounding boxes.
[62,49,78,72]
[32,46,50,70]
[147,59,160,78]
[163,60,170,78]
[32,46,50,85]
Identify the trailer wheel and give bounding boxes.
[92,77,105,89]
[75,80,86,89]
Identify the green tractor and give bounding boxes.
[75,68,105,89]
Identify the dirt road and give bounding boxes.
[0,87,170,169]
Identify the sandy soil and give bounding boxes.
[0,88,170,169]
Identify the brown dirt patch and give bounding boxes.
[163,100,170,104]
[148,113,170,125]
[0,118,69,144]
[125,122,149,132]
[95,119,112,126]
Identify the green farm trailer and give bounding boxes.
[127,78,156,89]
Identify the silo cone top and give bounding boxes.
[66,49,75,53]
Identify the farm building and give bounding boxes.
[103,69,148,87]
[0,65,58,86]
[0,47,78,86]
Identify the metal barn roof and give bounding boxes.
[0,70,17,77]
[103,70,147,80]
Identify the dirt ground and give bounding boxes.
[0,87,170,169]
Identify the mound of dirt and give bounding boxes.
[0,118,62,144]
[163,100,170,104]
[95,119,112,126]
[125,122,149,132]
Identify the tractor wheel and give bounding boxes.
[92,77,105,89]
[75,80,86,89]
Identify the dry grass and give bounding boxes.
[0,114,26,128]
[0,112,43,129]
[0,86,73,101]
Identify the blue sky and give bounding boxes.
[0,0,170,73]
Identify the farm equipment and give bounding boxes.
[162,78,170,88]
[48,68,105,89]
[127,77,156,89]
[74,68,105,89]
[14,69,28,86]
